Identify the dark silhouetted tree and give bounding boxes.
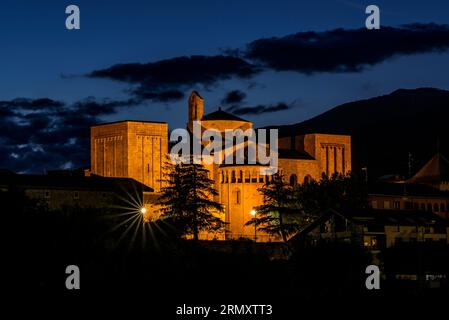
[246,173,299,242]
[159,161,225,241]
[296,172,368,215]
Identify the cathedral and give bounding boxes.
[90,91,351,241]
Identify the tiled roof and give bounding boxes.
[407,153,449,184]
[202,107,249,122]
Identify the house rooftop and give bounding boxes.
[407,153,449,184]
[0,171,153,192]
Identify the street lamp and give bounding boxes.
[140,206,150,223]
[250,209,257,242]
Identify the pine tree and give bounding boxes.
[295,172,368,215]
[158,161,225,241]
[246,173,299,242]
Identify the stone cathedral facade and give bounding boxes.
[91,91,351,241]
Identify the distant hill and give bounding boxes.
[267,88,449,179]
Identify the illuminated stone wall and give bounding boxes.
[91,121,168,192]
[90,93,353,242]
[279,133,352,177]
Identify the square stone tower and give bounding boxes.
[90,121,168,192]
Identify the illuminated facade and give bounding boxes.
[91,91,352,241]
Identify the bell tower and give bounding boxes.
[188,91,204,131]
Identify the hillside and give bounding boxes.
[269,88,449,179]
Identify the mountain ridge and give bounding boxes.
[266,87,449,179]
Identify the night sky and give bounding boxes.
[1,0,449,172]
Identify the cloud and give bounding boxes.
[89,55,258,86]
[86,24,449,103]
[131,88,185,102]
[221,90,247,105]
[88,55,260,102]
[0,98,64,111]
[71,97,137,116]
[0,97,138,173]
[227,102,291,115]
[244,23,449,73]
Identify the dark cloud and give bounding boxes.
[86,24,449,103]
[131,88,185,102]
[0,98,64,110]
[0,97,138,173]
[245,23,449,73]
[227,102,291,115]
[221,90,246,105]
[89,55,258,87]
[89,55,260,102]
[71,97,137,116]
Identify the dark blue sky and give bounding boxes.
[1,0,449,172]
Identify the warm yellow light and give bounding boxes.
[250,209,257,216]
[140,207,147,214]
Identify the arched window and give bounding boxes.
[245,170,250,183]
[238,170,243,183]
[231,170,236,183]
[251,170,257,183]
[289,174,297,186]
[420,203,425,211]
[440,203,445,213]
[434,203,439,212]
[221,171,224,183]
[304,175,312,185]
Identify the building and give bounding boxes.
[291,208,449,249]
[90,91,352,240]
[0,169,152,213]
[368,153,449,219]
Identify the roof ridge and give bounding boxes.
[201,108,250,122]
